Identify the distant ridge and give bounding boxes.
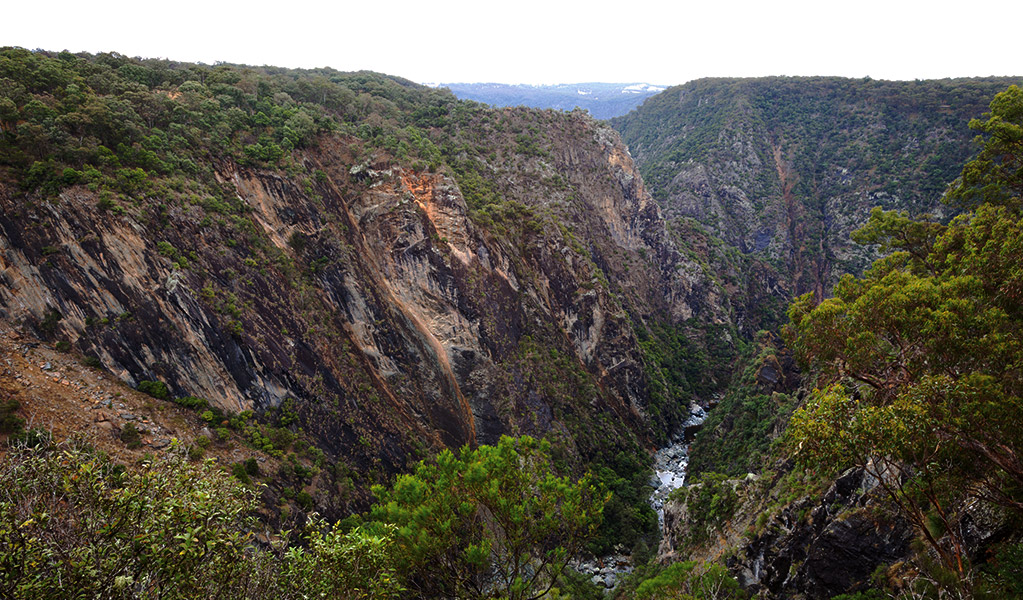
[436,82,666,119]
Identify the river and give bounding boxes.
[577,403,708,589]
[649,404,707,526]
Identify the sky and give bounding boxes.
[6,0,1022,86]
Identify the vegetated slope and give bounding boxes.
[441,82,666,119]
[652,86,1023,600]
[613,76,1021,318]
[0,48,725,530]
[611,76,1023,480]
[610,77,1023,598]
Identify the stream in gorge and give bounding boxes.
[649,404,707,525]
[577,403,708,589]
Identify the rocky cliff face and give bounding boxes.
[0,56,725,513]
[660,467,913,599]
[613,77,1022,306]
[658,462,1016,599]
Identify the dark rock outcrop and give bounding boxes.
[0,102,726,511]
[660,468,917,598]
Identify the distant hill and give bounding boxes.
[612,76,1023,300]
[436,82,666,119]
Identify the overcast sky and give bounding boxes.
[7,0,1021,86]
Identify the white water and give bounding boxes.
[648,404,707,526]
[578,404,708,589]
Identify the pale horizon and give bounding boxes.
[6,0,1022,87]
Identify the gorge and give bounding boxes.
[1,47,1022,599]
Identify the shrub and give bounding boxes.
[634,561,746,600]
[38,309,62,335]
[174,395,208,410]
[0,398,24,434]
[230,462,252,485]
[137,380,170,400]
[8,427,50,448]
[0,441,257,598]
[81,356,103,368]
[668,472,740,550]
[370,435,608,600]
[119,422,142,449]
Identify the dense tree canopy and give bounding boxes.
[0,436,604,599]
[370,435,608,600]
[786,86,1023,591]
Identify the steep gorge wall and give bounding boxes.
[613,76,1022,319]
[613,77,1023,598]
[0,106,722,490]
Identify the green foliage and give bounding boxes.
[230,461,252,485]
[369,435,608,600]
[635,322,706,429]
[586,451,658,556]
[633,561,746,600]
[81,355,103,369]
[119,422,142,449]
[296,490,314,511]
[829,591,886,600]
[995,542,1023,597]
[187,445,205,461]
[612,76,1022,316]
[950,85,1023,210]
[667,473,740,550]
[688,339,797,478]
[0,440,409,599]
[281,518,405,599]
[7,428,51,449]
[0,47,459,220]
[37,309,62,335]
[0,442,257,599]
[172,395,208,410]
[550,567,606,600]
[849,207,946,268]
[785,85,1023,590]
[0,398,24,435]
[155,241,178,260]
[136,380,169,400]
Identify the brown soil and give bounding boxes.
[0,322,269,471]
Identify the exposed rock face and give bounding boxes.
[660,463,1017,599]
[613,76,1022,303]
[0,109,722,496]
[660,468,913,599]
[731,469,913,599]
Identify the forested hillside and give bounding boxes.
[2,47,1022,599]
[613,77,1019,309]
[0,47,738,555]
[611,76,1023,479]
[614,79,1023,597]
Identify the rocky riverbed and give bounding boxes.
[576,403,708,589]
[649,404,707,525]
